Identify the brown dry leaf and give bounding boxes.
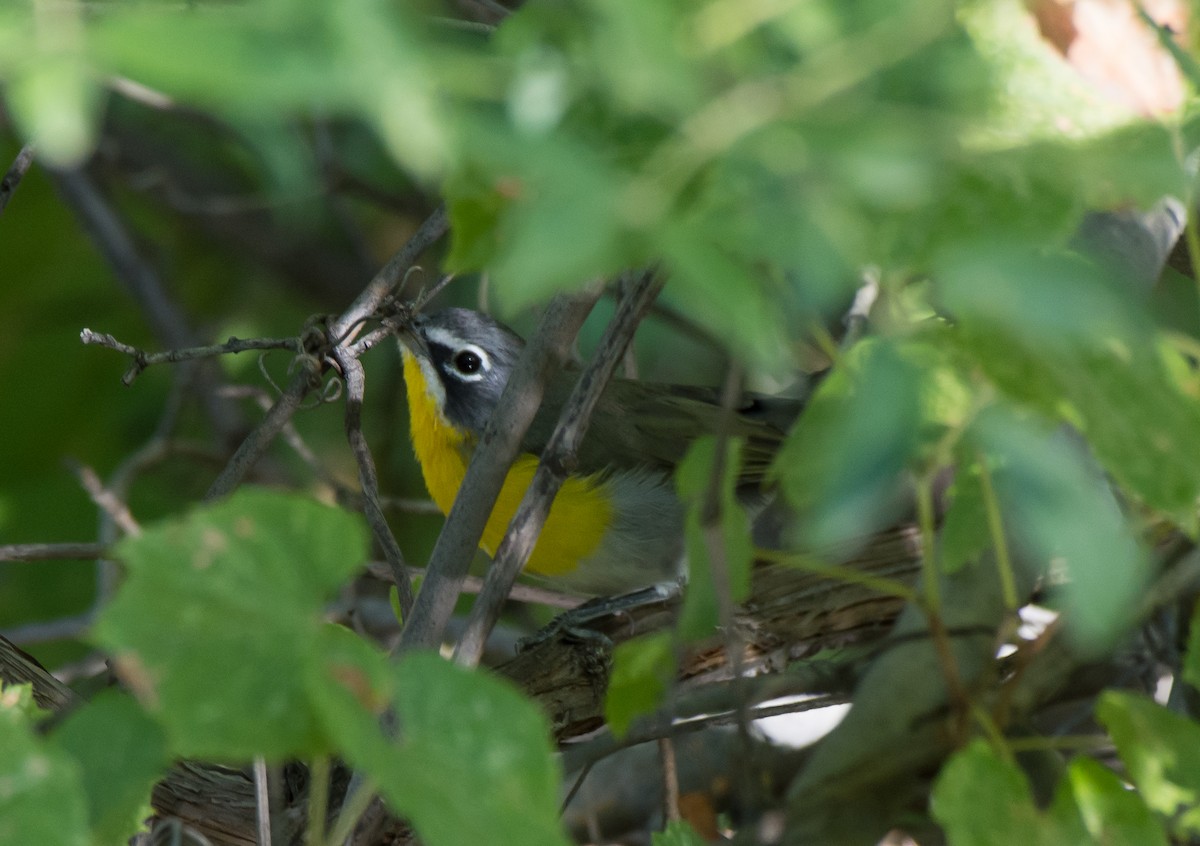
[678,790,721,841]
[1028,0,1187,115]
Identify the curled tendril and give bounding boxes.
[256,352,284,397]
[397,264,425,299]
[414,273,456,312]
[320,372,344,403]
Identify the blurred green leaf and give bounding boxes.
[1184,602,1200,693]
[454,130,630,314]
[974,409,1147,653]
[311,640,569,846]
[1097,691,1200,833]
[1051,756,1169,846]
[93,488,368,759]
[939,464,991,574]
[931,739,1062,846]
[0,685,88,846]
[937,248,1149,349]
[676,437,752,640]
[51,691,168,846]
[658,216,792,370]
[957,326,1200,530]
[6,54,101,168]
[605,632,675,738]
[771,340,922,548]
[652,819,709,846]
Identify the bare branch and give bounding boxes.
[205,205,449,500]
[0,614,93,646]
[0,143,35,216]
[363,562,581,609]
[53,167,244,440]
[205,377,317,501]
[333,349,414,618]
[68,460,143,538]
[80,328,299,387]
[0,543,107,562]
[396,289,602,652]
[452,271,663,666]
[252,757,271,846]
[659,737,681,823]
[331,204,448,342]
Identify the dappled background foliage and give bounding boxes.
[4,0,1200,844]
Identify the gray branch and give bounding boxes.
[396,289,602,652]
[0,143,35,217]
[0,543,108,562]
[80,329,299,386]
[453,271,664,666]
[333,349,414,618]
[204,205,448,500]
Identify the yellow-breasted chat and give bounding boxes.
[396,307,799,595]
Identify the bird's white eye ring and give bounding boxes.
[445,344,490,381]
[454,349,483,374]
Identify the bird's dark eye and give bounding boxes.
[454,350,483,374]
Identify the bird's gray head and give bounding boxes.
[401,308,525,435]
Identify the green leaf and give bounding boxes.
[931,740,1057,846]
[1097,691,1200,832]
[937,247,1149,350]
[675,437,753,641]
[311,639,569,846]
[939,464,991,574]
[6,53,102,168]
[0,685,88,846]
[605,633,676,738]
[658,216,792,370]
[51,690,168,846]
[93,487,369,759]
[1052,756,1169,846]
[946,251,1200,530]
[1184,602,1200,693]
[771,340,922,548]
[652,819,709,846]
[483,134,629,313]
[974,410,1147,653]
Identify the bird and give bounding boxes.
[395,307,799,596]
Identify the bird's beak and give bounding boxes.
[395,318,431,360]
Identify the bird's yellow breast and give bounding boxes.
[402,351,612,577]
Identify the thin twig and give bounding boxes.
[0,143,35,216]
[306,757,331,846]
[333,350,414,618]
[68,460,142,538]
[219,383,436,519]
[205,372,319,501]
[0,543,107,562]
[396,289,602,652]
[253,757,272,846]
[559,761,595,816]
[325,778,378,846]
[697,361,756,810]
[841,269,879,350]
[659,737,681,823]
[80,329,299,386]
[205,205,448,500]
[376,497,443,516]
[0,614,92,645]
[54,167,243,440]
[452,272,663,666]
[363,562,581,608]
[560,664,858,775]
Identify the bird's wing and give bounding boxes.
[523,377,801,485]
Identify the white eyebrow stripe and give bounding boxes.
[424,326,469,350]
